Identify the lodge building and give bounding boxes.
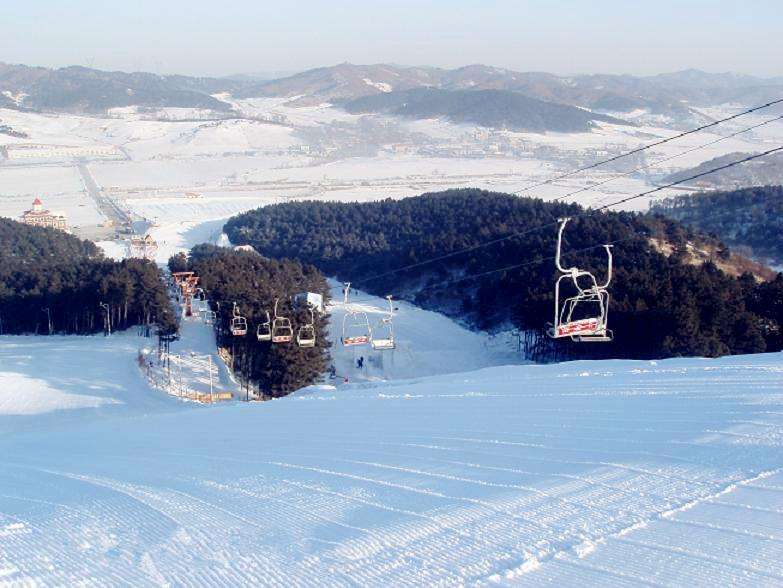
[20,198,68,231]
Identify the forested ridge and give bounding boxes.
[0,218,175,335]
[652,185,783,265]
[342,88,625,133]
[170,245,330,396]
[225,189,783,361]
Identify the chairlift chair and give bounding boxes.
[296,306,317,348]
[341,282,372,346]
[230,302,248,337]
[370,295,395,350]
[547,218,614,342]
[203,309,216,325]
[271,298,293,343]
[256,311,272,342]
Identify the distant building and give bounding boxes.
[20,198,68,231]
[129,234,158,260]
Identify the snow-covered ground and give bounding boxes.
[3,99,783,584]
[5,101,783,250]
[327,281,520,381]
[1,327,782,584]
[0,332,179,436]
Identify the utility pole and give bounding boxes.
[208,354,214,403]
[41,307,52,335]
[99,302,111,335]
[178,356,184,398]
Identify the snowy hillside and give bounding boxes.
[326,281,520,382]
[0,333,180,435]
[1,321,782,584]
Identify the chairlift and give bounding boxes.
[230,302,248,336]
[297,305,316,348]
[370,295,395,350]
[203,309,216,325]
[547,218,613,342]
[341,282,372,346]
[256,311,272,342]
[271,298,293,343]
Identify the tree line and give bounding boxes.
[170,245,331,396]
[0,218,175,336]
[652,185,783,265]
[224,188,783,361]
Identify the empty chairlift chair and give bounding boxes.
[230,302,248,336]
[271,299,293,344]
[297,306,316,348]
[547,217,614,342]
[341,282,372,346]
[256,310,272,342]
[370,295,396,350]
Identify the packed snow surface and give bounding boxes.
[326,280,521,381]
[0,334,175,434]
[1,329,782,585]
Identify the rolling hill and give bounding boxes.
[241,63,783,119]
[652,185,783,266]
[4,61,781,120]
[663,152,783,190]
[342,87,627,132]
[0,62,238,113]
[224,189,783,361]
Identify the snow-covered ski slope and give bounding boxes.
[1,332,783,584]
[326,281,521,381]
[0,333,179,435]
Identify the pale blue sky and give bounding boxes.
[1,0,781,77]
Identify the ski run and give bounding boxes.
[1,283,783,586]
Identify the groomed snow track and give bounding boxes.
[1,351,782,585]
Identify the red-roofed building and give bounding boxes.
[20,198,67,231]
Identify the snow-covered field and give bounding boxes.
[1,323,782,584]
[4,101,783,247]
[0,165,104,226]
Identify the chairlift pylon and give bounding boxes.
[370,295,395,350]
[271,298,293,344]
[341,282,371,346]
[230,302,248,336]
[297,305,316,348]
[547,217,614,342]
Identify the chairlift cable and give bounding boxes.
[355,143,783,288]
[354,110,783,285]
[346,146,783,299]
[548,113,783,205]
[510,97,783,196]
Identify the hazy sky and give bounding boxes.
[2,0,781,78]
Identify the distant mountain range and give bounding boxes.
[343,87,625,132]
[0,63,242,113]
[2,61,782,126]
[240,63,783,117]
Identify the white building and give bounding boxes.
[20,198,68,231]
